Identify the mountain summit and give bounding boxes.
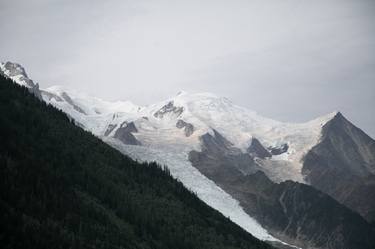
[0,62,42,99]
[0,72,277,249]
[2,62,375,249]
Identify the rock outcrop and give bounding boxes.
[113,121,141,145]
[189,130,375,249]
[154,101,184,118]
[247,138,272,159]
[176,119,194,137]
[190,130,260,176]
[104,124,118,136]
[303,112,375,222]
[0,62,42,99]
[268,144,289,156]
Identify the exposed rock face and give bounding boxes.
[189,130,375,249]
[104,124,117,136]
[60,92,87,115]
[268,144,289,155]
[113,121,141,145]
[41,90,87,115]
[2,62,34,87]
[176,119,194,137]
[119,121,138,133]
[40,90,63,102]
[4,61,375,248]
[154,101,184,118]
[247,138,272,159]
[249,176,375,249]
[303,112,375,222]
[0,62,42,99]
[176,119,186,129]
[190,130,259,176]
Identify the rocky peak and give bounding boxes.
[320,111,375,176]
[0,62,34,87]
[302,111,375,222]
[3,62,28,77]
[247,138,271,159]
[119,121,138,133]
[154,101,184,118]
[200,129,234,154]
[0,61,42,99]
[113,121,141,146]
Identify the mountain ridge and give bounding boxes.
[2,61,375,248]
[0,73,277,249]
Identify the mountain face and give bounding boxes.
[189,129,375,249]
[303,112,375,222]
[0,72,276,249]
[0,62,42,99]
[2,61,375,249]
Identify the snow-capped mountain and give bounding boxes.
[0,61,35,88]
[2,61,375,249]
[0,61,283,244]
[49,86,338,183]
[41,84,338,184]
[0,61,42,99]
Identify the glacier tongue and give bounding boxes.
[39,85,339,197]
[1,62,338,247]
[37,87,336,247]
[105,138,280,242]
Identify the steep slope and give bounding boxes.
[0,61,42,99]
[188,130,375,249]
[303,112,375,222]
[0,62,281,243]
[0,75,275,249]
[2,61,375,248]
[43,87,337,184]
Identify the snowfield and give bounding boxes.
[40,88,336,183]
[2,61,333,247]
[105,138,279,242]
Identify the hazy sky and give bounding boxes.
[1,0,374,137]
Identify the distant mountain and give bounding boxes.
[303,112,375,222]
[188,129,375,249]
[0,72,275,249]
[2,61,375,249]
[0,61,42,99]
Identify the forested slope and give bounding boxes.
[0,75,273,249]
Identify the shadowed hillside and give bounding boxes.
[0,74,273,249]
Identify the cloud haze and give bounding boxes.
[1,0,374,137]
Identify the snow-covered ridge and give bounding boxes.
[1,61,37,88]
[45,85,142,115]
[1,61,338,183]
[106,139,280,242]
[1,61,335,246]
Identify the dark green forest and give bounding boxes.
[0,74,273,249]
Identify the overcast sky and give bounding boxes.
[1,0,374,137]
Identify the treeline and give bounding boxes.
[0,75,273,249]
